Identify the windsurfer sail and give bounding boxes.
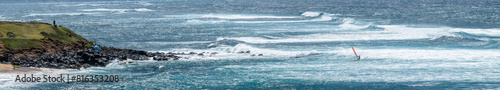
[352,47,361,60]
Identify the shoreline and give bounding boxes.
[6,47,182,69]
[0,63,62,74]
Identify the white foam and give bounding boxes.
[449,28,500,37]
[164,14,204,19]
[164,13,337,24]
[220,25,454,43]
[233,20,299,23]
[158,44,321,61]
[24,13,98,17]
[58,3,104,7]
[227,44,316,57]
[103,60,135,69]
[128,41,213,45]
[338,18,371,30]
[186,19,228,24]
[81,8,154,13]
[137,1,153,6]
[201,14,299,19]
[301,12,321,17]
[233,14,334,23]
[134,8,155,12]
[309,14,334,21]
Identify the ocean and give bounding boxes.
[1,0,499,89]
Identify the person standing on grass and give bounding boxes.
[53,20,57,27]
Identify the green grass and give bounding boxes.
[0,39,44,50]
[0,22,52,39]
[41,26,86,44]
[0,21,88,51]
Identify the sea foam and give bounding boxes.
[217,25,460,44]
[81,8,154,13]
[201,14,299,19]
[338,18,371,30]
[24,13,98,17]
[301,12,321,17]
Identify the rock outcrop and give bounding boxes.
[0,21,179,69]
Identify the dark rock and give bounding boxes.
[119,56,127,60]
[0,56,7,62]
[6,44,186,69]
[132,51,148,55]
[146,52,155,57]
[211,52,218,55]
[153,56,169,61]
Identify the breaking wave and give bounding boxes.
[479,40,500,48]
[58,3,105,7]
[164,43,324,61]
[338,18,371,30]
[24,13,99,17]
[301,11,322,17]
[167,11,340,24]
[232,14,336,23]
[186,19,228,24]
[201,14,299,19]
[215,25,500,45]
[81,8,154,13]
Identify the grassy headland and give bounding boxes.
[0,21,88,51]
[0,21,168,69]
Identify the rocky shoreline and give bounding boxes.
[3,46,184,69]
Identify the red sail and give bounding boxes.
[352,47,358,57]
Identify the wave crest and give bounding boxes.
[81,8,154,13]
[25,13,98,17]
[338,18,371,30]
[429,36,480,42]
[301,12,322,17]
[186,20,228,24]
[201,14,299,19]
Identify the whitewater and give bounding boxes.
[1,0,499,89]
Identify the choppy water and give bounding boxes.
[1,0,500,89]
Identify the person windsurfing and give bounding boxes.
[352,47,360,60]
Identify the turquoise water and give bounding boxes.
[1,0,500,89]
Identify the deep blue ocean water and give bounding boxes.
[1,0,500,89]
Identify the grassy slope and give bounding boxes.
[0,21,87,51]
